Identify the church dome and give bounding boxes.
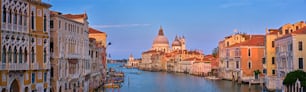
[172,36,181,46]
[153,27,169,45]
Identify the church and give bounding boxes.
[139,26,208,73]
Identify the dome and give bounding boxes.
[153,27,169,45]
[172,36,181,46]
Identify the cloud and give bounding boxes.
[219,2,251,8]
[91,24,151,28]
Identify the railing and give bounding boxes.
[69,73,80,79]
[43,62,51,69]
[0,63,29,70]
[1,23,28,33]
[31,63,39,70]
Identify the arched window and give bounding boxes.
[43,15,46,32]
[8,9,12,23]
[19,48,22,63]
[31,47,35,63]
[8,47,11,63]
[43,48,46,63]
[2,6,6,22]
[2,46,6,63]
[31,11,34,30]
[19,10,22,25]
[248,61,252,69]
[14,47,17,63]
[24,10,27,26]
[24,49,27,63]
[13,9,17,24]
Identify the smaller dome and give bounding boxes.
[172,36,181,46]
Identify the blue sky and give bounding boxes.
[44,0,306,59]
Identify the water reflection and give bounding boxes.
[105,63,263,92]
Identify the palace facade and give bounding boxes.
[0,0,51,92]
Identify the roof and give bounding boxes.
[292,26,306,34]
[89,27,105,34]
[62,13,87,19]
[275,26,306,41]
[267,29,279,35]
[229,35,265,47]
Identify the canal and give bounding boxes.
[105,63,263,92]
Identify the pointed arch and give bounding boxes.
[2,5,7,23]
[10,79,20,92]
[24,48,27,63]
[2,46,7,63]
[13,46,17,63]
[19,47,22,63]
[8,46,11,63]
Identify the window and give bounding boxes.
[32,73,35,83]
[263,69,267,74]
[248,61,252,69]
[24,49,27,63]
[262,58,266,64]
[50,20,54,28]
[272,57,275,64]
[248,48,251,56]
[272,70,275,75]
[14,47,17,63]
[299,58,303,69]
[299,41,303,51]
[2,46,6,63]
[272,41,275,48]
[43,15,47,32]
[51,67,53,78]
[13,10,17,24]
[19,48,22,63]
[236,61,239,68]
[19,10,22,25]
[31,47,35,63]
[31,11,34,30]
[8,10,11,23]
[285,30,289,34]
[226,61,229,68]
[296,26,299,30]
[59,20,61,28]
[8,47,11,63]
[227,42,229,47]
[2,6,6,22]
[43,48,46,63]
[44,72,47,82]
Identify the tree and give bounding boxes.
[254,69,261,79]
[212,47,219,58]
[283,70,306,87]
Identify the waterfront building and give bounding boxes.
[264,21,306,91]
[88,27,107,71]
[227,35,265,82]
[0,0,51,91]
[274,26,306,90]
[218,32,254,80]
[126,54,139,68]
[50,11,90,92]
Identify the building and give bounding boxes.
[50,11,90,92]
[88,27,107,71]
[139,26,205,73]
[0,0,51,92]
[227,35,265,82]
[218,32,255,80]
[126,54,139,68]
[264,21,306,91]
[274,26,306,90]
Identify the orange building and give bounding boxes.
[228,35,265,82]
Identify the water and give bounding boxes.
[105,63,263,92]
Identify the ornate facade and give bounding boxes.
[50,11,90,92]
[264,21,306,91]
[0,0,51,92]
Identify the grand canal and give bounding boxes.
[105,63,264,92]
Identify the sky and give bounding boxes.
[44,0,306,59]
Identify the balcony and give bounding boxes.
[43,62,51,69]
[0,63,29,70]
[1,23,28,33]
[31,63,39,70]
[69,73,80,79]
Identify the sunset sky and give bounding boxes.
[44,0,306,59]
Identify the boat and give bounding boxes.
[103,83,121,88]
[206,76,221,80]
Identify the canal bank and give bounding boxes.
[104,63,265,92]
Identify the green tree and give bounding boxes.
[212,47,219,58]
[283,70,306,87]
